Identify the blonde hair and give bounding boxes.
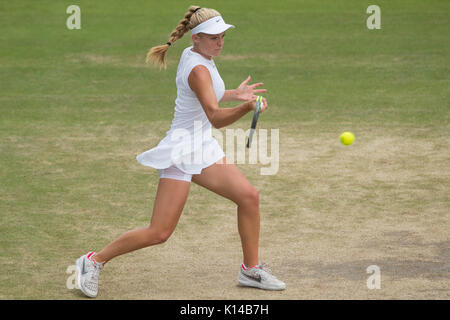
[146,6,221,69]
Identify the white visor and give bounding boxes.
[191,16,235,35]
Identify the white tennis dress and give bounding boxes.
[136,46,225,174]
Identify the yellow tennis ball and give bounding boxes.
[340,132,355,145]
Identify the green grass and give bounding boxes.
[0,0,449,299]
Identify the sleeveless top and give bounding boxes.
[136,46,226,174]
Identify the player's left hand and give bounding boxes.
[235,75,267,101]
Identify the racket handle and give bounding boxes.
[247,128,255,148]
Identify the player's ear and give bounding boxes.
[192,34,200,44]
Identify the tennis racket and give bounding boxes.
[246,96,263,148]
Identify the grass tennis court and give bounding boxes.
[0,0,449,299]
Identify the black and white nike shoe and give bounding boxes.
[238,263,286,290]
[76,252,103,298]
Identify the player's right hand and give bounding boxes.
[247,96,268,113]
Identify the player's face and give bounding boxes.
[192,32,226,59]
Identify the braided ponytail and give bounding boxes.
[146,5,221,69]
[146,6,199,69]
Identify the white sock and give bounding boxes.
[242,263,258,270]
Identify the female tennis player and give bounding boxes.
[76,5,285,298]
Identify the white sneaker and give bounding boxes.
[238,263,286,290]
[76,252,103,298]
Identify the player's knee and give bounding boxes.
[239,187,259,208]
[155,230,172,244]
[145,227,172,246]
[250,188,259,206]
